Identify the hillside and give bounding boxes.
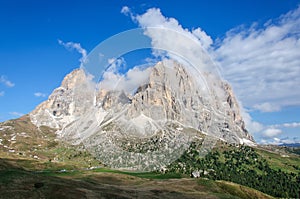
[0,116,299,198]
[167,142,300,198]
[0,158,274,199]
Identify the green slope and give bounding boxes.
[167,141,300,198]
[0,158,274,199]
[0,116,298,198]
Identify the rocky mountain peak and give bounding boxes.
[60,69,87,90]
[30,69,92,129]
[126,60,253,143]
[30,60,254,146]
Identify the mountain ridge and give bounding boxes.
[30,60,254,146]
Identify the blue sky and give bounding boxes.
[0,0,299,144]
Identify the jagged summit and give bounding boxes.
[30,60,254,146]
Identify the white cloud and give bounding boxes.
[123,66,152,92]
[241,108,264,134]
[283,122,300,128]
[34,92,47,98]
[127,8,216,75]
[192,28,213,49]
[262,128,282,138]
[100,61,152,94]
[271,122,300,128]
[249,121,300,143]
[9,112,24,117]
[253,102,281,112]
[0,75,15,87]
[0,91,4,97]
[121,6,135,21]
[121,6,130,15]
[214,6,300,111]
[58,39,87,67]
[261,136,300,145]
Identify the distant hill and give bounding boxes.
[279,143,300,147]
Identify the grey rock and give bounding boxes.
[30,60,254,147]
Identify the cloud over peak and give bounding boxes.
[100,57,152,94]
[58,39,87,67]
[134,8,213,50]
[121,7,215,75]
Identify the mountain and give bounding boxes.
[279,143,300,147]
[29,60,254,170]
[30,60,253,143]
[279,143,300,155]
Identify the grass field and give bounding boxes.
[0,157,274,199]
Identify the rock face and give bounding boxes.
[30,69,94,129]
[30,60,254,145]
[125,61,253,143]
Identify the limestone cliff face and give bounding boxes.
[30,60,254,145]
[124,61,253,143]
[30,69,93,129]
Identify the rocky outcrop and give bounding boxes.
[30,69,94,129]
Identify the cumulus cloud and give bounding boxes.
[124,8,216,76]
[34,92,47,98]
[0,75,15,87]
[100,58,152,93]
[262,128,283,138]
[256,121,300,143]
[214,6,300,111]
[192,28,213,49]
[0,91,4,97]
[135,8,213,50]
[253,102,281,112]
[241,108,264,134]
[58,39,87,67]
[247,120,300,143]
